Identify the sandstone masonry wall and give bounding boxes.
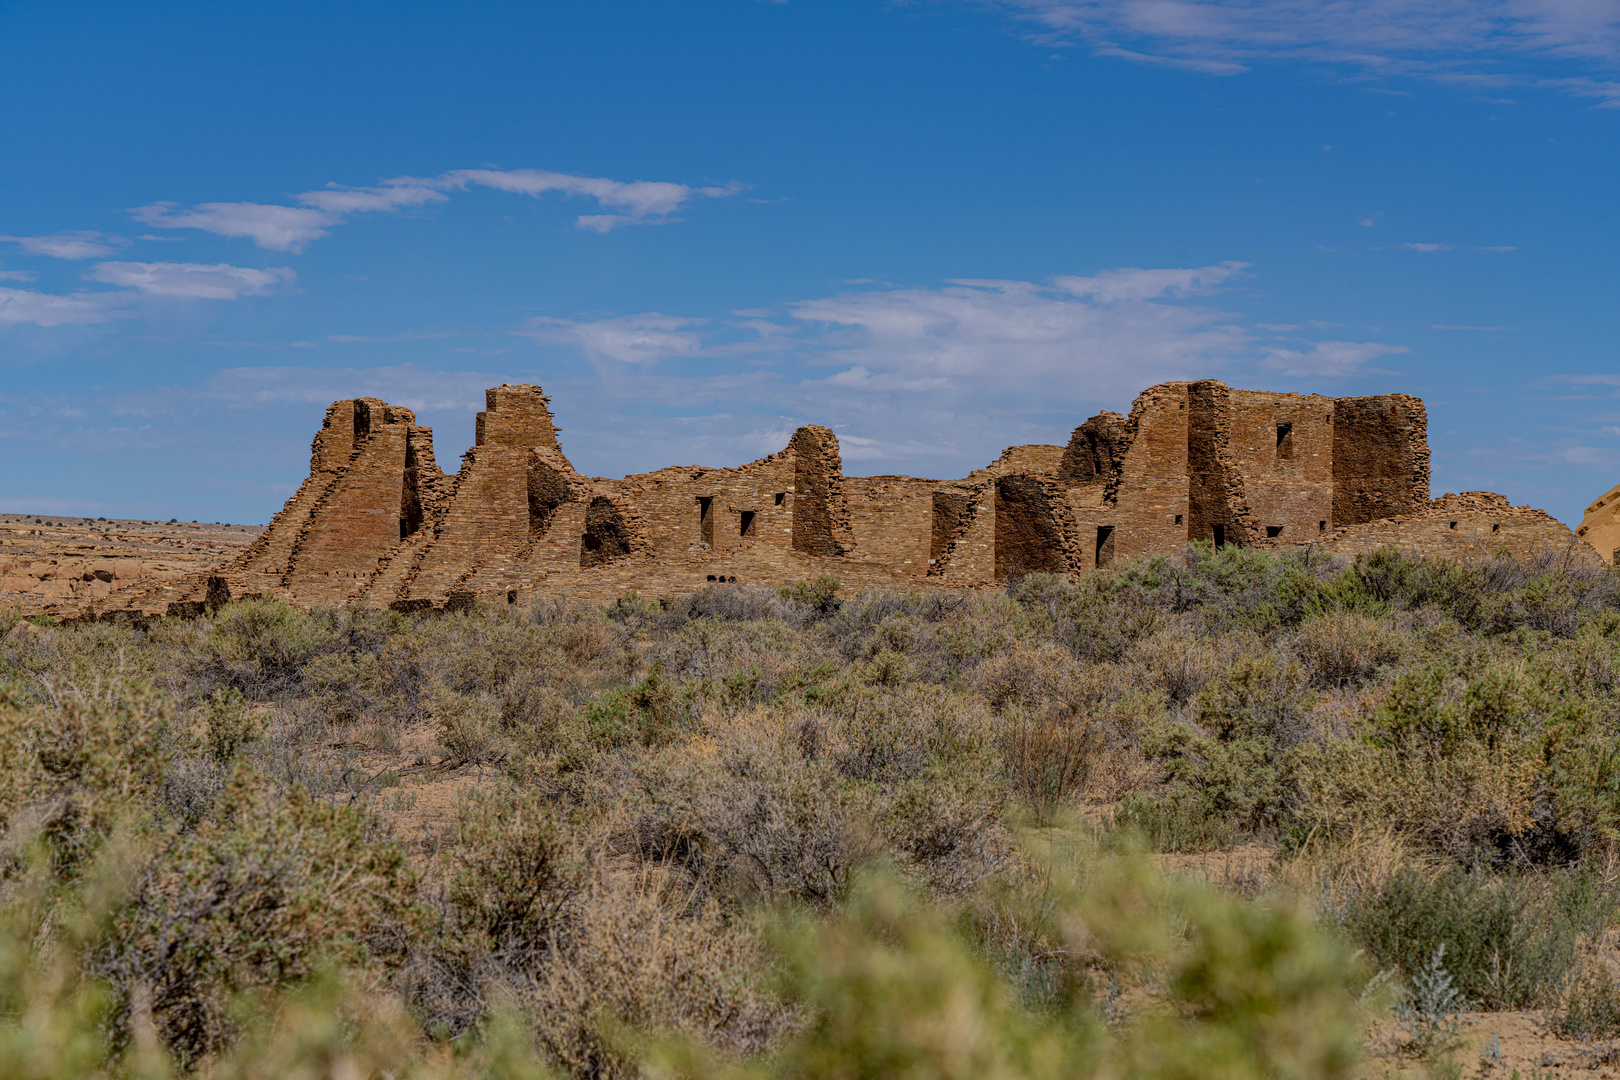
[1578,482,1620,566]
[62,379,1599,619]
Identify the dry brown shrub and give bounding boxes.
[1291,733,1542,862]
[561,619,618,666]
[1296,610,1406,688]
[970,644,1113,713]
[998,705,1100,826]
[1129,628,1217,706]
[511,863,795,1078]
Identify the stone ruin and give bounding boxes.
[1579,482,1620,567]
[73,380,1598,619]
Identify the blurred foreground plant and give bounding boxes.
[647,827,1364,1080]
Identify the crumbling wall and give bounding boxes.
[993,475,1076,581]
[1227,390,1334,544]
[790,426,853,557]
[936,487,995,584]
[1325,492,1601,568]
[64,378,1603,620]
[616,449,796,561]
[580,496,634,568]
[1186,380,1263,548]
[224,399,377,596]
[1332,394,1430,526]
[845,476,936,577]
[284,403,423,605]
[1577,481,1620,566]
[401,385,576,602]
[1059,411,1126,486]
[1103,384,1193,560]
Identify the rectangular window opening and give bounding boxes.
[1095,525,1115,569]
[1266,525,1283,538]
[1275,421,1295,460]
[1492,523,1500,533]
[739,510,756,537]
[1449,521,1458,530]
[1319,520,1327,532]
[1213,523,1226,549]
[773,492,786,506]
[1174,513,1184,526]
[698,496,714,546]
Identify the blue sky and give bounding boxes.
[2,0,1617,526]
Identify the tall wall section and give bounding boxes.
[1331,394,1430,526]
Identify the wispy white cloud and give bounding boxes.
[0,287,128,327]
[131,202,339,254]
[326,330,457,344]
[0,231,124,260]
[1549,373,1620,387]
[519,313,710,364]
[1400,242,1452,252]
[84,261,295,300]
[0,266,36,282]
[1259,339,1408,376]
[131,167,741,252]
[786,271,1252,396]
[990,0,1620,104]
[187,363,500,413]
[1432,324,1513,330]
[1051,261,1248,302]
[524,265,1395,403]
[514,265,1403,477]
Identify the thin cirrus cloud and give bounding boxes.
[519,313,710,364]
[522,263,1401,409]
[0,287,127,327]
[1259,340,1409,376]
[991,0,1620,104]
[0,261,295,326]
[502,264,1409,476]
[0,231,124,259]
[85,262,295,300]
[132,167,742,253]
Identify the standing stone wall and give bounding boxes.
[1332,394,1431,526]
[1578,482,1620,566]
[69,379,1599,619]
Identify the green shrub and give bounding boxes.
[651,835,1361,1080]
[999,706,1098,826]
[0,677,173,876]
[188,599,345,700]
[1336,864,1620,1010]
[1552,961,1620,1039]
[780,574,841,614]
[449,790,582,963]
[96,771,422,1062]
[203,686,256,765]
[579,671,692,752]
[431,683,508,766]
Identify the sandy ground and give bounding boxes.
[0,514,260,610]
[1361,1010,1620,1077]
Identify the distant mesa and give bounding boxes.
[56,380,1600,620]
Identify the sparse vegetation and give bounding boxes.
[3,541,1620,1076]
